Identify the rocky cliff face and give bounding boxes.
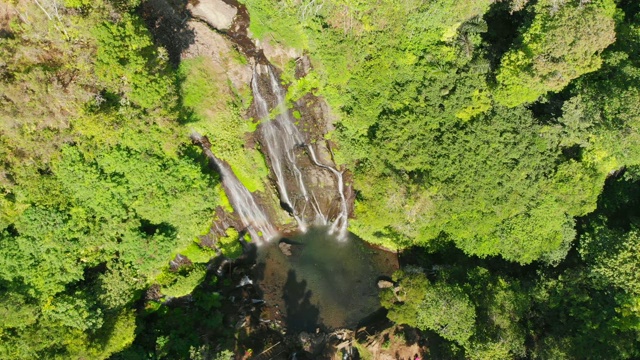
[187,0,237,31]
[179,0,353,238]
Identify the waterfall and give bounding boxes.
[192,133,276,243]
[251,65,316,230]
[305,145,349,239]
[251,64,349,237]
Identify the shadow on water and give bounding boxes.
[283,270,320,332]
[255,227,399,333]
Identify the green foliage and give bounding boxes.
[97,262,145,309]
[43,293,103,331]
[112,280,226,359]
[212,349,235,360]
[527,267,639,359]
[494,0,617,107]
[578,167,640,297]
[160,264,208,298]
[382,271,476,345]
[0,293,38,329]
[88,309,138,358]
[3,0,640,358]
[464,268,528,359]
[350,103,603,263]
[286,71,322,103]
[514,167,640,359]
[0,1,223,358]
[455,89,491,121]
[51,143,218,276]
[399,165,640,359]
[93,14,174,110]
[181,241,217,264]
[242,0,640,266]
[580,226,640,295]
[178,57,269,193]
[218,227,243,258]
[242,0,307,50]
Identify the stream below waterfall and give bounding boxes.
[253,228,399,332]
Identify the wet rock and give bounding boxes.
[187,0,237,31]
[299,331,326,355]
[237,275,253,287]
[377,280,394,289]
[214,258,232,277]
[295,55,313,79]
[169,253,193,271]
[257,37,301,68]
[279,241,293,256]
[145,284,162,301]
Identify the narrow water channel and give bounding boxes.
[254,228,399,332]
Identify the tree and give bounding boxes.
[382,271,476,346]
[464,268,528,360]
[580,226,640,295]
[0,1,221,357]
[494,0,616,107]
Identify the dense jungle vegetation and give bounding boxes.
[1,0,639,358]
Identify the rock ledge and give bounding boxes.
[188,0,237,31]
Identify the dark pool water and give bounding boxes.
[254,227,398,332]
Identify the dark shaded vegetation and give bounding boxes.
[481,0,531,75]
[112,262,227,359]
[140,0,195,66]
[107,159,637,360]
[380,168,640,359]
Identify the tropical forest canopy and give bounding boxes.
[0,0,639,358]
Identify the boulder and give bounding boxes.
[188,0,237,31]
[299,331,326,355]
[279,241,293,256]
[377,280,394,289]
[257,37,301,68]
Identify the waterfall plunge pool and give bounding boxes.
[253,227,399,332]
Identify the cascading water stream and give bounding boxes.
[192,133,276,243]
[251,64,350,236]
[304,145,349,239]
[191,63,350,243]
[266,67,318,224]
[250,75,297,212]
[251,65,319,230]
[185,0,396,335]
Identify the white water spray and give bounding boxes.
[251,64,349,237]
[305,145,349,239]
[251,65,319,230]
[193,133,276,243]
